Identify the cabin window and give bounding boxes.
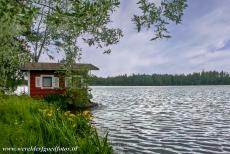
[65,76,84,88]
[72,76,83,88]
[42,77,52,87]
[37,75,59,89]
[65,77,72,88]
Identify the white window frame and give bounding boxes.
[40,75,54,89]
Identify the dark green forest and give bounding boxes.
[89,71,230,86]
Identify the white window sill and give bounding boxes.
[41,87,54,89]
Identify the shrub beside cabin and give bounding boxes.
[20,63,99,98]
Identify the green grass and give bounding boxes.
[0,95,112,154]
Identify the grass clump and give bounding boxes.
[0,95,112,154]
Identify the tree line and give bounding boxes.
[89,71,230,86]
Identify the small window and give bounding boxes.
[65,77,72,88]
[42,77,52,87]
[72,76,82,88]
[65,76,84,88]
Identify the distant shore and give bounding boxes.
[90,71,230,86]
[90,85,230,86]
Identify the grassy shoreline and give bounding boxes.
[0,95,112,153]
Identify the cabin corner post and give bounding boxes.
[28,71,30,96]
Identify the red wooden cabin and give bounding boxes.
[20,63,99,98]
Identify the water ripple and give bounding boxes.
[91,86,230,154]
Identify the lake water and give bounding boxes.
[91,86,230,154]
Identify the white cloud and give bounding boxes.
[80,0,230,76]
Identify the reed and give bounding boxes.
[0,95,112,154]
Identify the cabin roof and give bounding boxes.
[20,63,99,71]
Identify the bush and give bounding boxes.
[44,93,68,109]
[44,89,91,110]
[65,88,90,106]
[0,96,112,154]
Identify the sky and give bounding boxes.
[41,0,230,77]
